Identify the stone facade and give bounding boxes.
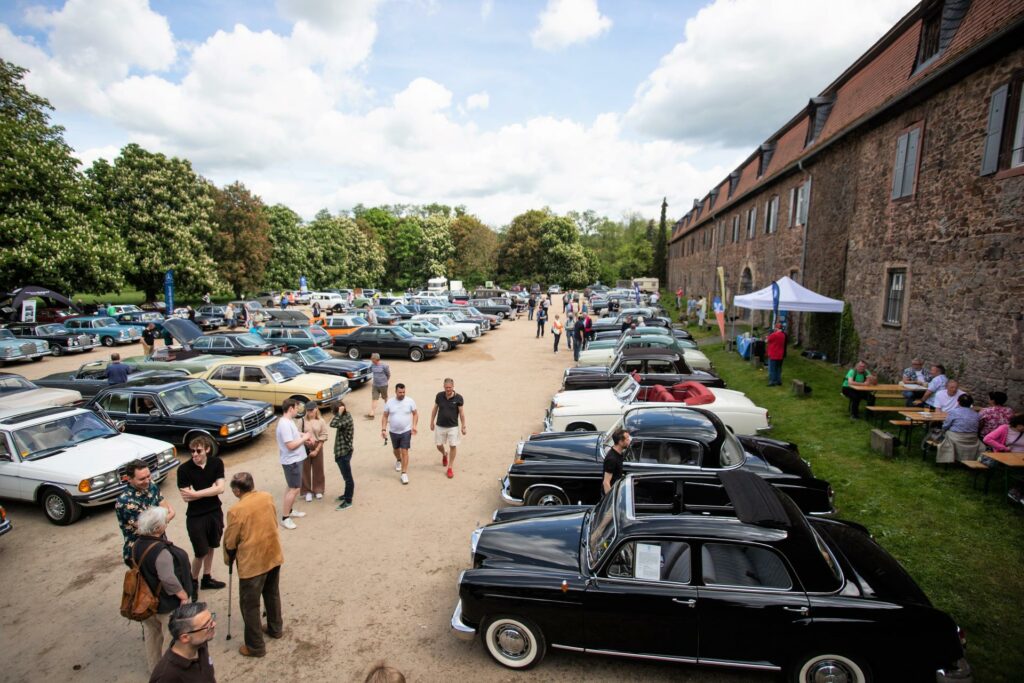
[668,0,1024,406]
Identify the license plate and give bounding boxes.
[253,423,267,436]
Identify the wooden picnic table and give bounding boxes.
[887,410,948,456]
[849,382,925,393]
[981,450,1024,498]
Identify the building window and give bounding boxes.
[916,8,941,68]
[746,207,757,240]
[891,126,922,200]
[764,196,779,234]
[883,269,906,326]
[794,180,811,225]
[914,1,968,74]
[982,82,1024,174]
[731,215,740,243]
[1013,88,1024,167]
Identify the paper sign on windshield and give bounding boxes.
[635,543,662,581]
[271,373,285,383]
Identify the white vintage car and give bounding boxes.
[577,336,713,371]
[411,313,480,342]
[0,406,178,525]
[0,373,82,411]
[544,374,770,435]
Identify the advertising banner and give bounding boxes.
[164,270,175,314]
[715,266,727,340]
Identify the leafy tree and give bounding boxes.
[538,216,596,287]
[263,204,312,290]
[0,60,129,294]
[497,208,553,282]
[307,211,385,289]
[210,182,271,297]
[87,144,221,301]
[654,197,668,284]
[448,214,498,286]
[420,213,455,279]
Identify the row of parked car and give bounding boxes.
[446,293,974,682]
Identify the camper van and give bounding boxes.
[632,277,660,294]
[427,277,448,294]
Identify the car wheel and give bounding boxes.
[438,339,450,352]
[347,346,361,359]
[524,487,568,506]
[482,616,546,670]
[409,348,424,362]
[790,653,871,683]
[50,343,64,357]
[41,487,83,526]
[460,333,469,344]
[566,423,595,432]
[101,336,115,347]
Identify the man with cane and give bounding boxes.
[222,472,284,658]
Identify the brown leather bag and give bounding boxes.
[119,541,161,621]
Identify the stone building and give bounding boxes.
[667,0,1024,405]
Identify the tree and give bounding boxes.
[420,213,455,279]
[448,214,498,286]
[307,211,386,289]
[87,144,221,301]
[655,197,669,285]
[210,182,271,297]
[0,60,129,294]
[263,204,312,290]
[497,208,553,282]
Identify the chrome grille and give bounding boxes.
[116,454,159,480]
[19,342,36,354]
[242,411,261,430]
[77,334,92,346]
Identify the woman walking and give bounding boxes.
[331,400,355,509]
[551,314,564,352]
[299,401,329,501]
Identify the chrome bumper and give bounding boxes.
[500,476,524,505]
[451,600,476,641]
[224,416,278,443]
[936,658,972,683]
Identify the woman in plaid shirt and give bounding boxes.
[331,401,355,509]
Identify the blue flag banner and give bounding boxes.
[712,296,724,313]
[299,275,308,292]
[771,281,780,326]
[164,270,175,313]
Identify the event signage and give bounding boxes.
[164,270,175,314]
[21,300,36,323]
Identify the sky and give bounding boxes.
[0,0,919,226]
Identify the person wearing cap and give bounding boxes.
[298,402,328,502]
[979,391,1015,438]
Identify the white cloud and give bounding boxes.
[531,0,612,51]
[627,0,918,146]
[465,91,490,110]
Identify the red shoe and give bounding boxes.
[446,468,454,479]
[442,454,448,467]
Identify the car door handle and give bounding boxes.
[239,385,249,389]
[784,606,809,614]
[672,598,696,608]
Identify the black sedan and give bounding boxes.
[163,318,283,357]
[454,470,973,682]
[34,360,189,398]
[468,298,513,319]
[335,325,440,362]
[501,405,833,515]
[3,322,101,356]
[86,377,277,448]
[562,349,725,391]
[286,347,373,387]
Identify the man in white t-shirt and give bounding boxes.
[276,398,314,529]
[933,379,966,413]
[382,384,418,485]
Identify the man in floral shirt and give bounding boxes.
[115,459,175,566]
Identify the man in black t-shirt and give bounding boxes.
[177,434,227,598]
[603,428,631,495]
[430,378,466,479]
[142,323,157,359]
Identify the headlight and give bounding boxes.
[69,339,78,346]
[2,348,13,356]
[92,336,100,344]
[119,330,128,338]
[157,447,175,463]
[264,406,274,418]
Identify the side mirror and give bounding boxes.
[115,420,127,432]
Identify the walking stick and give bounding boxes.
[225,560,234,641]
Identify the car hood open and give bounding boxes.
[476,511,586,572]
[162,318,205,345]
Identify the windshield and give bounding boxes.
[418,321,439,333]
[13,412,117,460]
[159,381,224,412]
[0,375,35,394]
[602,416,625,450]
[96,317,118,327]
[587,491,617,569]
[720,428,745,467]
[141,313,163,322]
[38,324,68,335]
[234,334,268,348]
[391,326,414,339]
[436,315,457,326]
[309,326,330,339]
[268,359,304,379]
[300,347,331,364]
[0,330,14,340]
[613,376,640,403]
[465,307,483,315]
[394,305,411,314]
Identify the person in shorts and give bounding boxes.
[367,353,391,419]
[382,383,417,485]
[430,378,466,479]
[177,433,227,599]
[277,398,314,529]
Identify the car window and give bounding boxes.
[0,435,11,461]
[647,360,675,373]
[587,494,617,569]
[0,375,35,395]
[210,365,240,381]
[65,320,80,329]
[100,391,131,413]
[620,359,643,373]
[701,543,793,590]
[234,334,266,348]
[606,541,692,584]
[131,395,158,415]
[193,337,212,349]
[288,330,308,339]
[242,367,266,382]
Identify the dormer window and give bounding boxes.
[727,171,741,198]
[757,143,776,177]
[914,0,970,73]
[804,96,835,147]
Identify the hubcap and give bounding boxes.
[808,660,854,683]
[495,625,530,659]
[45,494,66,520]
[537,493,563,506]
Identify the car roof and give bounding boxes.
[110,376,199,391]
[621,405,721,441]
[0,405,84,426]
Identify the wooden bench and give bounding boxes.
[960,459,989,491]
[888,420,914,455]
[864,405,906,423]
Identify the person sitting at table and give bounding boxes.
[915,364,948,409]
[983,413,1024,453]
[900,358,931,406]
[933,379,965,414]
[841,360,875,419]
[978,391,1014,438]
[936,394,982,463]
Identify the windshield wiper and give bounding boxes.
[27,446,67,460]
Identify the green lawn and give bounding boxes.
[703,342,1023,680]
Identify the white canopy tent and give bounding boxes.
[732,276,846,362]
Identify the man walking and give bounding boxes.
[222,472,284,658]
[177,434,227,599]
[430,378,466,479]
[116,459,175,566]
[572,315,585,362]
[382,383,418,485]
[276,399,313,530]
[106,352,131,384]
[367,353,390,419]
[535,304,547,337]
[766,321,787,387]
[527,294,536,320]
[149,602,218,683]
[697,296,707,328]
[603,428,631,495]
[142,323,157,360]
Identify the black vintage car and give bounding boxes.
[335,325,440,362]
[562,349,725,392]
[86,377,277,448]
[162,318,283,357]
[501,405,832,515]
[285,347,373,387]
[34,360,189,398]
[468,298,513,319]
[3,322,101,356]
[454,469,973,681]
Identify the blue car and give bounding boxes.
[114,311,166,332]
[64,316,142,347]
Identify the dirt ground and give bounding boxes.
[0,297,758,683]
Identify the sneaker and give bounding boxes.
[394,460,402,472]
[401,473,409,485]
[315,493,323,500]
[289,510,307,518]
[336,500,352,510]
[442,453,448,467]
[201,575,226,590]
[280,517,297,530]
[446,468,454,479]
[304,492,313,503]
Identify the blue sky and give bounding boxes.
[0,0,916,224]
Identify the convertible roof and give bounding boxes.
[719,470,791,529]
